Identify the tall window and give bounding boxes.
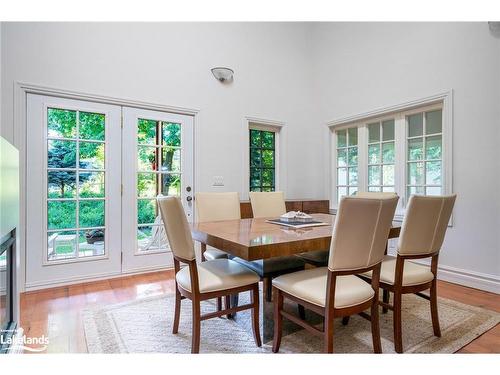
[335,127,358,203]
[331,102,448,210]
[249,129,276,192]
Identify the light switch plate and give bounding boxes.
[213,176,224,186]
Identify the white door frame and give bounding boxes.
[14,82,199,291]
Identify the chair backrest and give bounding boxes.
[356,192,398,199]
[328,195,399,272]
[249,191,286,218]
[398,194,456,256]
[195,192,241,222]
[157,196,196,261]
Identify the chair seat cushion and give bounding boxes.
[362,255,435,286]
[204,247,228,260]
[296,250,329,266]
[272,267,375,308]
[232,256,305,278]
[176,259,260,293]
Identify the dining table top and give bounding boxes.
[191,213,401,261]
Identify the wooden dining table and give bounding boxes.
[191,213,401,342]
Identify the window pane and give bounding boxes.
[368,165,381,185]
[48,230,77,261]
[250,187,261,192]
[426,136,442,160]
[138,146,157,171]
[426,186,442,196]
[382,119,395,141]
[337,187,347,203]
[262,150,274,168]
[407,186,425,196]
[161,174,181,196]
[408,113,423,137]
[48,171,76,198]
[383,165,395,185]
[348,127,358,146]
[250,149,261,168]
[262,131,275,149]
[336,130,346,147]
[337,168,347,185]
[408,162,425,185]
[347,147,358,166]
[250,130,261,147]
[368,123,380,143]
[137,119,157,145]
[79,200,105,228]
[262,187,274,192]
[79,229,105,258]
[48,108,76,138]
[368,144,380,164]
[162,123,181,147]
[368,186,381,192]
[262,169,274,187]
[382,186,395,193]
[137,173,157,198]
[138,199,157,225]
[408,138,423,161]
[348,167,358,185]
[48,201,76,230]
[79,171,105,198]
[337,148,347,167]
[161,147,181,172]
[426,110,442,135]
[382,142,395,163]
[79,142,105,169]
[79,112,105,141]
[48,140,77,169]
[348,187,358,196]
[250,168,261,187]
[426,161,442,185]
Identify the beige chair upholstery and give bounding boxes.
[363,255,434,286]
[272,267,374,308]
[157,195,196,261]
[195,192,241,261]
[249,191,286,218]
[176,258,260,293]
[398,195,456,256]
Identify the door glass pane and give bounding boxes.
[382,119,395,141]
[79,200,105,228]
[426,136,442,160]
[138,199,158,225]
[368,123,380,143]
[161,173,181,196]
[48,171,76,198]
[79,112,105,141]
[368,186,381,192]
[137,146,157,171]
[48,140,77,168]
[137,119,157,145]
[382,186,395,193]
[47,230,77,261]
[426,186,442,196]
[337,187,347,203]
[336,130,346,147]
[79,229,105,258]
[348,187,358,196]
[137,225,166,252]
[48,201,76,230]
[408,138,423,161]
[48,108,76,138]
[407,186,425,196]
[137,173,157,198]
[426,110,442,135]
[337,168,347,185]
[348,167,358,185]
[426,161,442,185]
[348,127,358,146]
[408,113,423,137]
[79,172,105,198]
[162,123,181,147]
[382,142,395,163]
[368,165,381,185]
[368,144,380,164]
[382,165,395,185]
[79,142,105,169]
[408,162,425,185]
[161,147,181,172]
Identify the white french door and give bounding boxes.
[26,95,194,288]
[121,107,194,273]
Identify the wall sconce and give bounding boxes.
[211,67,234,82]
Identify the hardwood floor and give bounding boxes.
[19,271,499,353]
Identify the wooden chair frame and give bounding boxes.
[272,263,383,354]
[172,254,262,353]
[359,251,440,353]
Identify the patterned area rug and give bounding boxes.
[83,292,499,353]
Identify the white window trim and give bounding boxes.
[327,91,453,222]
[242,116,286,200]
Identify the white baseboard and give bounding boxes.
[435,264,500,294]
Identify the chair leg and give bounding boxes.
[200,243,207,262]
[298,304,306,320]
[430,279,441,337]
[382,289,390,314]
[172,288,181,334]
[371,296,382,353]
[216,297,222,312]
[224,295,231,319]
[341,316,350,326]
[191,300,201,354]
[324,307,335,353]
[251,285,262,347]
[264,277,272,302]
[393,291,403,353]
[272,288,283,353]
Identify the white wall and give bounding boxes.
[311,22,500,289]
[1,22,323,200]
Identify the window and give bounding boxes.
[335,127,358,203]
[249,128,276,192]
[46,107,106,261]
[331,101,449,212]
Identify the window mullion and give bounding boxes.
[357,123,368,192]
[394,113,406,210]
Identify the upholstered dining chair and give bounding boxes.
[157,196,262,353]
[359,194,456,353]
[272,194,399,353]
[233,191,306,303]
